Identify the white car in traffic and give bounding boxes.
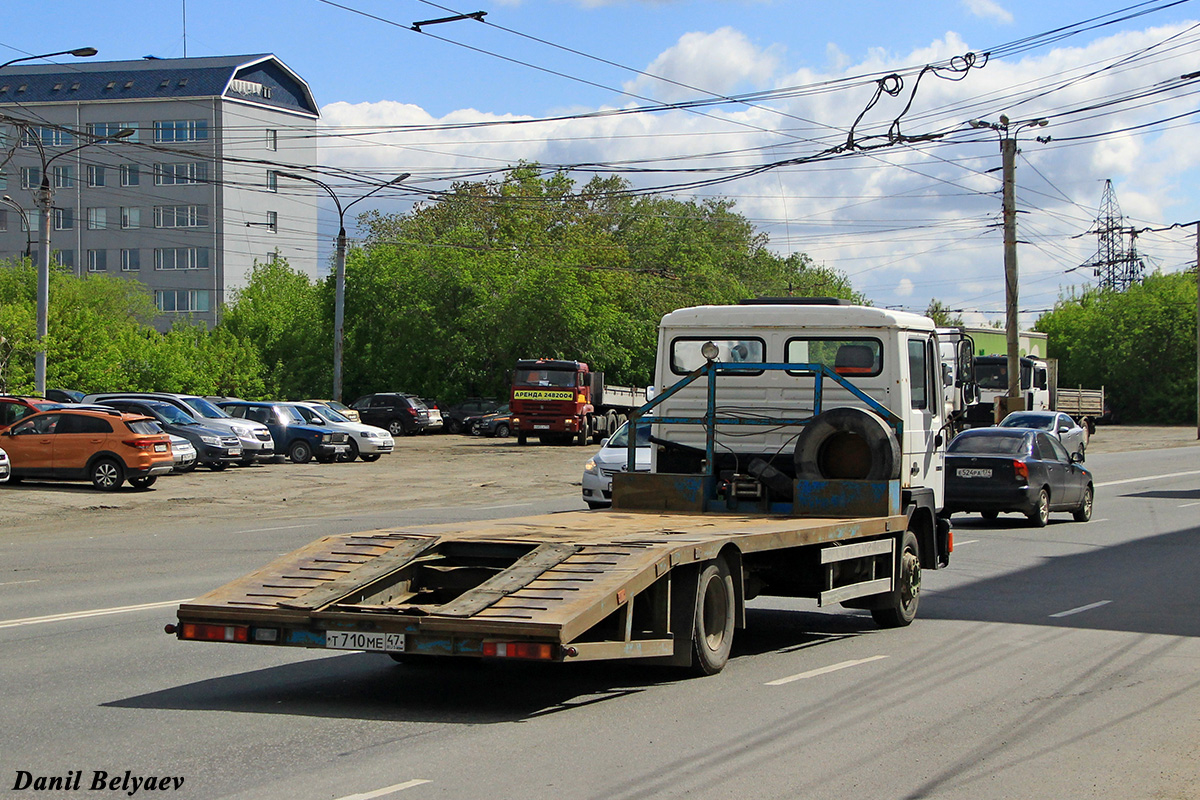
[998,410,1089,461]
[582,419,652,508]
[288,402,395,462]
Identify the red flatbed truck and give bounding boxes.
[509,358,646,445]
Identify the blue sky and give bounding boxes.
[5,0,1200,323]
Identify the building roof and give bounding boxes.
[0,54,318,118]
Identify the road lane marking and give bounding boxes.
[0,598,191,630]
[237,523,320,533]
[0,579,40,586]
[953,539,978,546]
[475,503,535,510]
[1096,468,1200,488]
[334,780,431,800]
[766,655,889,686]
[1180,502,1200,508]
[1050,600,1112,618]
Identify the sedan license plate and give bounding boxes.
[325,631,405,652]
[958,468,993,478]
[533,424,550,430]
[154,443,168,453]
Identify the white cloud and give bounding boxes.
[622,27,781,102]
[896,278,915,297]
[962,0,1014,24]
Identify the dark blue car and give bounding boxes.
[218,401,350,464]
[943,427,1094,527]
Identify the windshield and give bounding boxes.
[183,397,230,418]
[607,421,652,448]
[148,401,197,425]
[1000,413,1053,430]
[279,406,305,424]
[325,400,351,413]
[514,369,577,388]
[318,406,350,423]
[949,432,1029,456]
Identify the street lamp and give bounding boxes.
[277,171,411,402]
[26,126,134,394]
[0,47,97,71]
[969,115,1049,419]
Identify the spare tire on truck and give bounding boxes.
[794,407,900,481]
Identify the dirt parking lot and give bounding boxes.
[1,425,1195,535]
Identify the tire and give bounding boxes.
[240,455,257,466]
[360,453,381,462]
[981,510,999,521]
[129,476,157,489]
[5,475,21,485]
[871,530,921,628]
[494,423,511,438]
[289,439,313,464]
[517,432,528,445]
[691,557,736,675]
[90,458,125,491]
[176,462,198,474]
[340,439,360,462]
[207,462,228,471]
[446,419,463,435]
[575,419,589,446]
[585,500,609,510]
[794,407,900,481]
[1073,484,1093,522]
[1027,488,1050,527]
[387,420,406,436]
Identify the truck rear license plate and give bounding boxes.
[534,424,550,430]
[325,631,405,652]
[958,468,992,478]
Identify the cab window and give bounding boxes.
[908,338,928,410]
[786,337,882,377]
[670,338,765,374]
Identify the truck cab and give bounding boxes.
[646,300,953,520]
[969,354,1050,426]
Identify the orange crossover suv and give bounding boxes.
[0,406,174,491]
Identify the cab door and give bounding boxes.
[905,334,945,508]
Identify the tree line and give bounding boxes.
[0,165,1194,423]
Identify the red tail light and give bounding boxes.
[1012,460,1029,482]
[123,438,162,451]
[405,407,417,416]
[179,623,249,642]
[482,641,555,660]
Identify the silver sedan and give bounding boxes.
[998,410,1089,460]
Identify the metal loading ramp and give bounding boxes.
[179,510,903,656]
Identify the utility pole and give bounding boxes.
[969,114,1048,419]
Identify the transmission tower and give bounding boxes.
[1080,179,1145,290]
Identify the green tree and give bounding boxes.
[925,299,964,327]
[220,258,329,399]
[1035,272,1196,423]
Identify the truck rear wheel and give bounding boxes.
[871,530,920,628]
[692,558,736,675]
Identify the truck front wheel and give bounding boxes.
[871,530,920,628]
[692,558,736,675]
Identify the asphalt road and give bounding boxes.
[1,436,1198,799]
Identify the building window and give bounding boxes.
[53,208,74,231]
[22,126,74,147]
[154,247,209,270]
[87,250,107,272]
[121,207,140,229]
[153,119,208,143]
[120,164,140,187]
[266,170,277,192]
[121,249,140,271]
[87,208,107,230]
[0,209,6,231]
[154,205,209,228]
[154,162,208,185]
[266,129,278,150]
[19,167,41,189]
[23,212,38,232]
[53,166,73,189]
[267,210,278,233]
[87,165,106,187]
[86,122,138,143]
[156,289,210,313]
[56,250,74,268]
[0,168,7,190]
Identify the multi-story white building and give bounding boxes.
[0,54,319,328]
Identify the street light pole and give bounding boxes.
[277,171,410,402]
[0,47,97,71]
[25,127,134,394]
[969,115,1048,420]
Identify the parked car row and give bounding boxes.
[0,391,399,492]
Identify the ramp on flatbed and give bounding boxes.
[180,510,903,644]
